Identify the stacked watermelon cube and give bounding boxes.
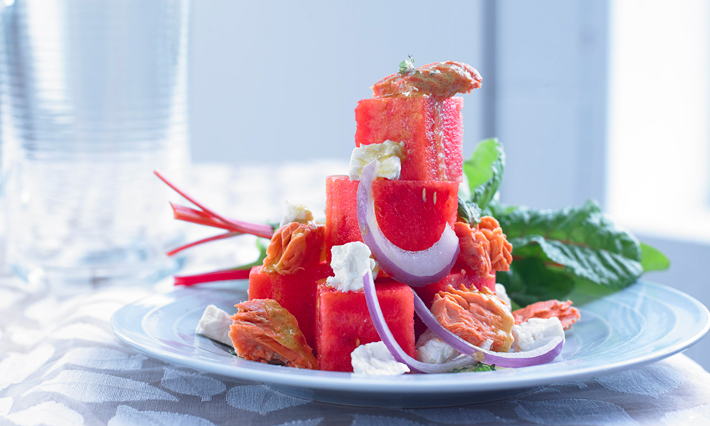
[249,85,480,372]
[316,95,469,372]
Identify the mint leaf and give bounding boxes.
[399,55,415,74]
[451,362,496,373]
[457,198,482,225]
[497,200,643,291]
[640,243,671,272]
[464,138,505,210]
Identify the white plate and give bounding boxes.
[111,280,709,407]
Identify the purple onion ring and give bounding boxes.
[356,160,459,287]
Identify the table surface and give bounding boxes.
[1,162,709,426]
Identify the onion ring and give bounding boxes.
[356,160,459,287]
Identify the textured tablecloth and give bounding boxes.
[1,162,709,426]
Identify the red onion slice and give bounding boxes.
[412,291,564,368]
[357,160,459,287]
[362,270,479,374]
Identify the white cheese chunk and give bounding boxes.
[326,242,377,292]
[349,140,405,180]
[195,305,234,347]
[279,200,314,228]
[351,341,410,375]
[512,317,565,352]
[495,283,512,311]
[416,329,459,364]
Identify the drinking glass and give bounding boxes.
[0,0,190,286]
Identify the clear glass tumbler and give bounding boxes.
[0,0,190,286]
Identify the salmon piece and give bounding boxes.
[229,299,318,370]
[513,300,581,331]
[454,221,491,277]
[431,285,514,352]
[262,222,325,275]
[372,61,482,99]
[476,217,513,272]
[453,217,513,277]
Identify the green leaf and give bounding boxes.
[640,242,671,272]
[399,55,415,74]
[497,257,575,307]
[457,198,482,225]
[497,200,643,292]
[463,138,505,210]
[566,277,619,306]
[450,362,496,373]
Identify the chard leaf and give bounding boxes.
[640,243,671,272]
[497,200,643,290]
[497,257,574,307]
[464,138,505,210]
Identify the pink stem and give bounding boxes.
[171,203,274,237]
[155,169,274,239]
[174,269,252,286]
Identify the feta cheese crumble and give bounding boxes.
[279,200,314,228]
[512,317,565,352]
[195,305,234,347]
[326,242,377,292]
[416,330,459,364]
[351,341,410,375]
[349,140,405,180]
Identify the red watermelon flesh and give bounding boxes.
[355,97,464,182]
[248,262,333,350]
[325,176,458,254]
[413,271,496,337]
[316,281,415,372]
[325,176,361,256]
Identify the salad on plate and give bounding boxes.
[157,58,669,376]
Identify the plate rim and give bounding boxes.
[110,280,710,394]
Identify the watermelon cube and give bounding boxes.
[355,97,464,182]
[248,262,333,350]
[316,281,415,372]
[325,176,459,254]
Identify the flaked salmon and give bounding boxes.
[262,222,325,275]
[476,216,513,272]
[453,217,513,277]
[372,61,482,99]
[431,285,514,352]
[230,299,318,370]
[513,300,580,331]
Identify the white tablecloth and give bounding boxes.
[1,163,709,426]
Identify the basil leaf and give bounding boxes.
[640,242,671,272]
[464,138,505,210]
[498,200,643,290]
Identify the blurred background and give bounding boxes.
[189,0,710,368]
